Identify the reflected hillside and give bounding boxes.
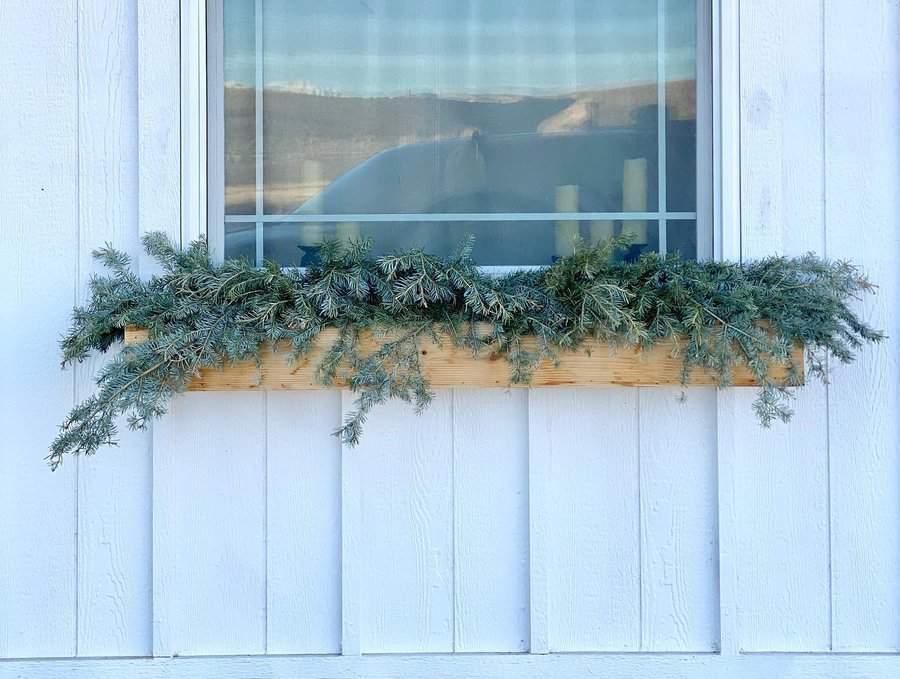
[224,80,696,215]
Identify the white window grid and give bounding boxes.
[207,0,713,267]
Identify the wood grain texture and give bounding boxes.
[0,0,78,658]
[735,0,831,652]
[452,389,529,652]
[136,0,183,659]
[151,405,178,657]
[350,392,454,653]
[530,388,641,651]
[639,388,718,651]
[731,386,831,651]
[266,392,342,654]
[4,650,900,679]
[526,390,551,654]
[825,0,900,652]
[715,388,741,655]
[340,401,362,656]
[715,0,743,648]
[75,0,152,657]
[137,0,180,275]
[123,327,803,389]
[153,393,267,656]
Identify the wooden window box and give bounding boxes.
[124,326,803,391]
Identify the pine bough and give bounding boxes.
[49,233,883,470]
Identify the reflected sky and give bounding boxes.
[225,0,696,96]
[222,0,701,264]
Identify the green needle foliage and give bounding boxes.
[49,231,883,470]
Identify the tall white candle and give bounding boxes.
[554,184,580,257]
[621,158,648,245]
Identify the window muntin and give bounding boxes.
[216,0,707,266]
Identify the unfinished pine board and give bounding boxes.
[266,392,342,654]
[123,326,802,390]
[452,389,530,652]
[825,0,900,652]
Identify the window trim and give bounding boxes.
[189,0,735,266]
[180,0,208,247]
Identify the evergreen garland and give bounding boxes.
[49,232,883,470]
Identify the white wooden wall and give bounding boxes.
[1,1,898,677]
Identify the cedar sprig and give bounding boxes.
[48,232,884,470]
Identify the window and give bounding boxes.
[209,0,711,266]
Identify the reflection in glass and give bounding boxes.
[223,0,704,215]
[665,0,697,212]
[221,0,700,264]
[666,220,697,260]
[224,0,255,214]
[221,219,661,267]
[224,222,256,263]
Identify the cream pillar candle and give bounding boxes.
[554,184,580,257]
[336,221,361,243]
[621,158,648,245]
[589,220,615,245]
[300,159,323,203]
[300,222,326,246]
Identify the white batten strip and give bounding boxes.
[179,0,207,244]
[340,395,362,655]
[714,0,743,655]
[527,391,554,654]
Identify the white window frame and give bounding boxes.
[183,0,738,268]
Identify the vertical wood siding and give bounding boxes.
[452,389,530,652]
[156,393,267,655]
[266,391,342,654]
[1,0,898,670]
[352,393,455,653]
[734,0,832,651]
[824,0,900,651]
[75,0,152,657]
[538,387,642,651]
[0,0,79,659]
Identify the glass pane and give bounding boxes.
[251,0,664,216]
[224,222,257,262]
[224,0,256,215]
[666,219,697,260]
[665,0,697,212]
[221,218,661,267]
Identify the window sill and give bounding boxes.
[124,326,803,391]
